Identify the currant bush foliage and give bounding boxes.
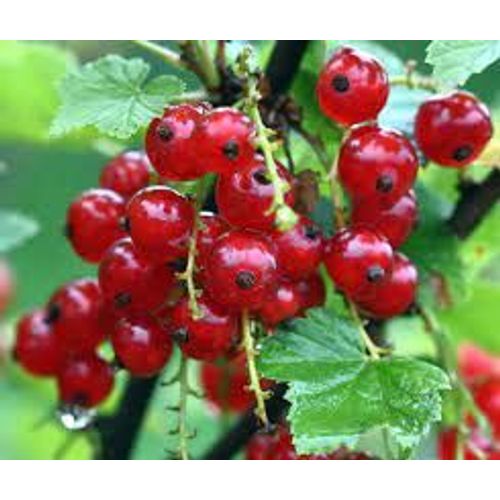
[0,210,39,253]
[50,55,186,139]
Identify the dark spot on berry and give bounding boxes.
[222,140,240,160]
[71,391,89,407]
[168,257,188,273]
[452,145,472,162]
[45,303,61,324]
[366,265,385,283]
[235,271,257,290]
[172,327,189,344]
[157,124,174,141]
[119,216,131,233]
[331,74,350,93]
[114,292,132,309]
[376,175,394,193]
[304,224,320,240]
[64,223,73,239]
[253,169,272,185]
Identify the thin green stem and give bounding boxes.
[178,355,190,460]
[241,309,269,427]
[193,40,221,90]
[347,301,384,360]
[132,40,186,70]
[389,74,440,92]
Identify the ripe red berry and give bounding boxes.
[14,309,61,376]
[316,47,389,126]
[438,427,500,460]
[170,294,240,361]
[204,230,278,311]
[473,379,500,436]
[295,273,326,312]
[246,425,298,460]
[458,343,500,385]
[324,228,394,299]
[351,190,418,248]
[196,212,230,271]
[415,91,493,168]
[145,104,205,180]
[193,108,256,175]
[272,216,324,280]
[57,354,114,408]
[355,253,417,318]
[200,354,253,413]
[65,189,126,263]
[0,259,14,316]
[111,315,173,377]
[125,187,194,263]
[338,125,419,206]
[216,156,296,232]
[98,238,176,317]
[258,280,301,327]
[99,151,151,199]
[47,278,106,355]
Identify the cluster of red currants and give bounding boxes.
[438,344,500,460]
[317,47,492,318]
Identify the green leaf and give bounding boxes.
[426,40,500,87]
[258,308,450,458]
[50,55,186,139]
[0,41,76,143]
[0,211,39,253]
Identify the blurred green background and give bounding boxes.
[0,41,499,459]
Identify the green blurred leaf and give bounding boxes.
[426,40,500,87]
[50,55,185,140]
[0,41,76,143]
[0,210,39,253]
[258,308,450,458]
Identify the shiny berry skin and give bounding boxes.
[65,189,126,263]
[98,238,176,317]
[193,108,256,175]
[338,125,419,206]
[201,355,253,413]
[316,47,389,126]
[145,104,205,180]
[111,315,173,377]
[169,294,240,361]
[216,156,296,232]
[258,280,301,327]
[196,212,230,271]
[473,379,500,435]
[14,309,61,376]
[204,230,278,311]
[324,228,394,299]
[295,273,326,312]
[272,216,324,280]
[99,151,150,199]
[47,278,106,355]
[247,425,298,460]
[355,253,417,318]
[0,259,14,315]
[459,343,500,385]
[352,190,418,248]
[415,91,493,168]
[57,354,114,408]
[125,187,194,263]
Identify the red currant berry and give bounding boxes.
[57,354,114,408]
[200,354,253,413]
[145,104,205,180]
[459,343,500,385]
[355,253,417,318]
[473,379,500,436]
[14,309,61,376]
[324,228,394,299]
[125,186,194,263]
[316,47,389,126]
[99,151,150,199]
[204,230,278,311]
[65,189,126,263]
[338,125,419,206]
[415,91,493,168]
[99,238,176,317]
[351,190,418,248]
[0,259,14,316]
[196,212,230,271]
[295,273,326,312]
[47,278,106,355]
[216,156,296,232]
[111,315,173,377]
[193,108,256,175]
[438,427,498,460]
[272,216,324,280]
[170,294,240,361]
[258,280,301,327]
[247,425,298,460]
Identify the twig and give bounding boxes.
[132,40,187,70]
[177,355,190,460]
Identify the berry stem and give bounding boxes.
[132,40,187,70]
[241,308,269,427]
[347,300,383,360]
[193,40,221,90]
[389,74,440,93]
[178,354,190,460]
